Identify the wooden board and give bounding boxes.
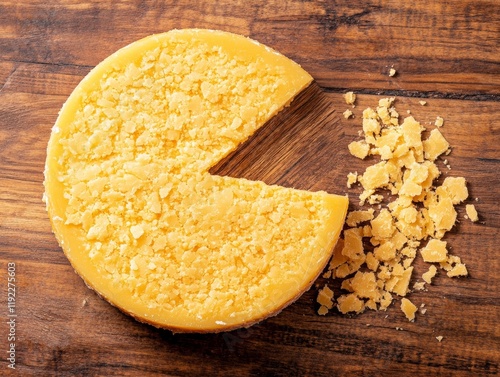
[0,1,499,376]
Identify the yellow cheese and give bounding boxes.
[441,177,468,204]
[421,239,448,262]
[422,265,438,284]
[435,116,444,128]
[343,109,354,119]
[447,263,468,277]
[391,266,413,296]
[317,305,329,316]
[423,129,449,161]
[337,293,365,314]
[346,172,358,188]
[350,271,381,301]
[400,297,417,321]
[317,285,334,310]
[348,140,370,159]
[44,29,348,333]
[465,204,479,222]
[370,209,395,239]
[346,209,375,227]
[344,91,356,105]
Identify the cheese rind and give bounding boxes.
[44,29,348,333]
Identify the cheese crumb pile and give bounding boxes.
[318,97,479,320]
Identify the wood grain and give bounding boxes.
[0,1,499,376]
[1,0,499,96]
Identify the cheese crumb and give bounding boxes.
[436,336,444,342]
[413,281,426,291]
[348,141,370,160]
[130,225,144,239]
[465,204,479,222]
[400,298,417,321]
[435,116,444,128]
[317,285,334,310]
[337,293,365,314]
[447,263,468,277]
[419,101,427,106]
[423,129,449,161]
[347,172,358,188]
[422,265,438,284]
[346,209,375,227]
[343,109,354,119]
[421,239,448,263]
[389,68,397,77]
[344,91,356,105]
[317,305,329,316]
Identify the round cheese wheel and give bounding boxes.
[44,29,348,332]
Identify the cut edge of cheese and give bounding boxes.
[44,29,348,333]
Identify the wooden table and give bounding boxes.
[1,1,499,376]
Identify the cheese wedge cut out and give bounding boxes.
[44,29,348,332]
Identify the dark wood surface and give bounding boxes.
[1,1,499,376]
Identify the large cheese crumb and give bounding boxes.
[319,96,473,320]
[421,239,448,262]
[317,285,334,312]
[348,141,370,159]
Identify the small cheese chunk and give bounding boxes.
[465,204,479,222]
[317,285,334,309]
[348,141,371,159]
[423,129,449,161]
[351,272,380,301]
[370,209,395,240]
[435,116,444,128]
[343,109,354,119]
[317,306,329,316]
[400,298,417,321]
[344,91,356,105]
[347,172,358,188]
[337,293,365,314]
[421,239,448,262]
[346,209,375,227]
[422,265,438,284]
[391,266,413,296]
[447,263,468,277]
[441,177,468,204]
